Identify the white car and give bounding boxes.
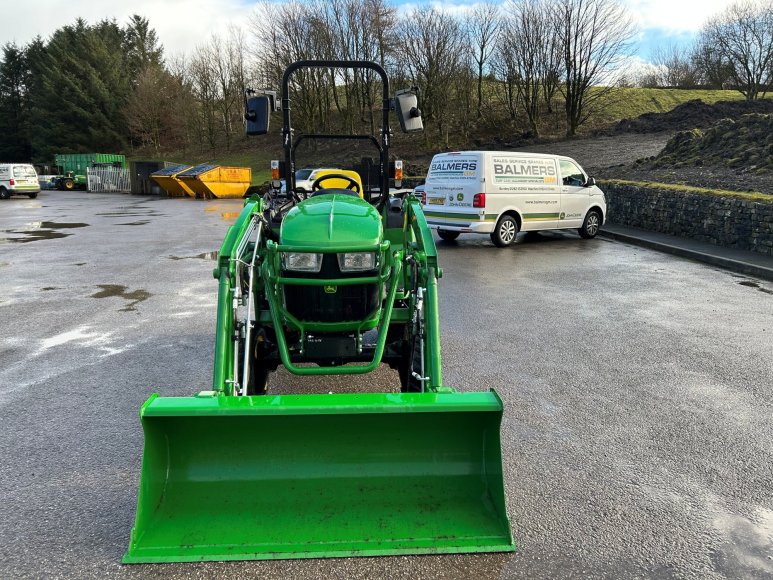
[295,168,339,193]
[0,164,41,199]
[281,168,341,195]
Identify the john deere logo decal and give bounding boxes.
[457,193,464,201]
[324,285,337,294]
[559,212,566,220]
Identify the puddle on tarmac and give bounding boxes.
[73,262,86,266]
[0,220,88,243]
[116,220,150,226]
[2,230,71,243]
[738,280,773,295]
[91,284,152,312]
[38,221,88,229]
[96,206,162,218]
[711,509,773,576]
[41,287,60,291]
[167,251,219,261]
[203,203,243,222]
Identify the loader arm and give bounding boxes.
[212,198,263,394]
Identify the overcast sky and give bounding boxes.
[2,0,733,64]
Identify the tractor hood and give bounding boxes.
[280,193,383,249]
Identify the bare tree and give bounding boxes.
[497,0,558,137]
[556,0,636,136]
[467,1,500,118]
[691,39,735,88]
[400,5,468,141]
[490,47,519,121]
[250,0,398,135]
[126,64,182,154]
[699,0,773,99]
[188,44,220,150]
[652,43,700,87]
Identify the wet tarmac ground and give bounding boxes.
[1,192,772,579]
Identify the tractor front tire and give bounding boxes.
[64,179,74,191]
[399,331,424,393]
[246,361,269,396]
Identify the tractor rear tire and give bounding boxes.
[437,229,460,242]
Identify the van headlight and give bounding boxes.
[282,252,323,272]
[337,252,376,272]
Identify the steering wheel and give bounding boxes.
[310,173,361,195]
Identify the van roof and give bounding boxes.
[434,151,576,162]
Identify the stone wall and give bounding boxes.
[601,181,773,256]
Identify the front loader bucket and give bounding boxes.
[124,390,514,563]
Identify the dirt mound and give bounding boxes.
[653,113,773,172]
[611,98,773,134]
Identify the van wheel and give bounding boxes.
[0,187,9,200]
[28,192,38,199]
[490,215,518,247]
[437,229,460,242]
[579,210,601,239]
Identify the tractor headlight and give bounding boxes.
[337,252,376,272]
[282,252,323,272]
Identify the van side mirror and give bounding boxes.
[584,176,596,187]
[394,88,423,133]
[245,95,271,136]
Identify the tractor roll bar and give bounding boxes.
[281,60,391,209]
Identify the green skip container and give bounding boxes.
[123,390,514,563]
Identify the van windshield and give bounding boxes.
[13,166,36,178]
[295,169,313,181]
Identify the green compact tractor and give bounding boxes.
[53,171,87,191]
[124,60,513,563]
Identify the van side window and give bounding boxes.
[560,160,585,187]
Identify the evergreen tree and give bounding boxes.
[30,19,131,160]
[125,15,164,81]
[0,43,32,160]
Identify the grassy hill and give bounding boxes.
[591,87,747,124]
[136,87,753,184]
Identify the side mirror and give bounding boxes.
[394,88,423,133]
[585,176,596,187]
[245,95,271,136]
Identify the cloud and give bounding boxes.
[1,0,732,61]
[623,0,730,34]
[0,0,254,56]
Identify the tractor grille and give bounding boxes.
[283,254,379,323]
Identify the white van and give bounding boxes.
[419,151,606,247]
[0,164,41,199]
